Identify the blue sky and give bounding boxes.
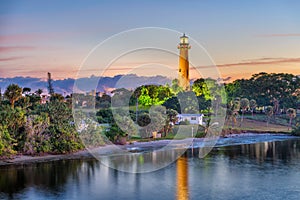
[0,0,300,80]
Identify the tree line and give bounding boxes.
[0,84,84,157]
[1,72,299,157]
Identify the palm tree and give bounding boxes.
[35,89,43,96]
[47,72,54,95]
[286,108,296,130]
[133,88,142,122]
[200,118,219,136]
[4,84,22,108]
[265,106,273,127]
[164,109,178,137]
[240,98,249,124]
[249,99,257,117]
[273,98,280,115]
[233,97,241,112]
[226,101,239,128]
[232,98,240,126]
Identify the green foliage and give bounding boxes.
[137,113,151,127]
[0,125,17,157]
[163,96,181,112]
[249,99,257,115]
[265,106,274,126]
[111,88,132,107]
[192,78,212,100]
[96,108,114,123]
[45,101,83,153]
[0,105,27,151]
[50,93,65,102]
[134,85,173,106]
[226,73,300,109]
[286,108,297,130]
[105,122,126,142]
[161,109,178,137]
[171,79,183,94]
[179,119,190,125]
[240,98,250,110]
[177,91,199,114]
[0,73,299,156]
[113,112,137,136]
[79,122,106,148]
[193,78,226,104]
[96,93,111,109]
[0,88,84,157]
[4,84,23,108]
[102,108,138,142]
[291,119,300,136]
[195,130,206,138]
[137,106,166,138]
[23,114,51,155]
[226,100,240,127]
[240,98,249,123]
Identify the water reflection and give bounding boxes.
[1,138,300,200]
[214,140,300,163]
[0,159,99,199]
[100,148,185,173]
[176,156,189,200]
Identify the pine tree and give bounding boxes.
[47,72,54,95]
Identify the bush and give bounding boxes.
[195,131,206,138]
[79,124,106,147]
[179,119,190,125]
[0,125,16,157]
[292,122,300,136]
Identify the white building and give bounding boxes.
[176,114,204,125]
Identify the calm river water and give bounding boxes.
[1,136,300,200]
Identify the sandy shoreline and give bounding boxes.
[0,139,180,166]
[0,133,296,166]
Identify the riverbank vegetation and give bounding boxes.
[0,72,299,157]
[0,84,84,158]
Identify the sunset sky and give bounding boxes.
[0,0,300,81]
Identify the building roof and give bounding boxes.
[178,114,203,116]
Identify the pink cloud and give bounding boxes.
[0,56,24,62]
[0,34,41,43]
[0,46,36,53]
[256,33,300,37]
[194,57,300,69]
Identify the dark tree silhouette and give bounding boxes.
[47,72,54,95]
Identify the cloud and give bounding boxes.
[0,34,40,43]
[0,56,24,62]
[0,74,171,94]
[0,33,71,44]
[195,57,300,69]
[256,33,300,37]
[0,31,83,44]
[0,46,36,53]
[218,57,300,67]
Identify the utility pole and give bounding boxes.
[192,126,194,137]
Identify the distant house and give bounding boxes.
[41,94,50,104]
[176,114,204,125]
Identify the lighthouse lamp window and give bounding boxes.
[180,37,188,44]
